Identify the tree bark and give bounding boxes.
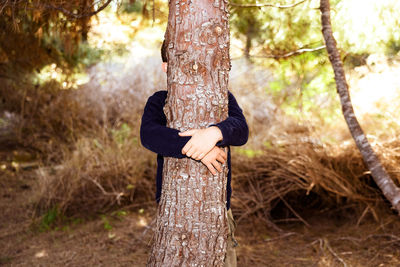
[320,0,400,213]
[147,0,231,266]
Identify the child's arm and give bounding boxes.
[212,92,249,147]
[179,91,249,159]
[140,92,191,158]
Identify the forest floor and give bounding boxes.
[2,149,400,267]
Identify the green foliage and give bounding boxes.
[121,0,144,13]
[264,47,341,127]
[71,42,106,68]
[236,148,263,157]
[112,210,128,217]
[228,0,400,130]
[72,217,85,225]
[101,215,113,230]
[386,35,400,57]
[0,257,12,265]
[34,205,89,232]
[39,206,61,232]
[112,123,135,146]
[120,0,168,25]
[230,0,400,58]
[0,0,119,78]
[230,0,323,58]
[229,1,340,127]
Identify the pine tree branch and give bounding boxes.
[40,0,113,19]
[0,0,113,19]
[252,45,325,59]
[230,0,307,9]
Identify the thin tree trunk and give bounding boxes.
[244,23,253,59]
[79,0,92,42]
[320,0,400,213]
[147,0,231,265]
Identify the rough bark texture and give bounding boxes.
[320,0,400,213]
[147,0,231,266]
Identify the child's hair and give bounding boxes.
[161,40,168,63]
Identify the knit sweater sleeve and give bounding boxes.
[140,91,190,158]
[211,91,249,147]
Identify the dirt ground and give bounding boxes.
[2,151,400,267]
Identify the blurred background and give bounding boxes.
[1,0,400,265]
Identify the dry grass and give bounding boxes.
[34,134,155,216]
[2,54,400,225]
[2,53,400,267]
[1,65,160,217]
[24,85,159,216]
[3,164,400,266]
[0,54,167,217]
[231,139,400,230]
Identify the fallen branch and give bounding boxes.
[273,187,311,227]
[323,238,348,267]
[264,232,297,242]
[86,177,124,205]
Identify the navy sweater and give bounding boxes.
[140,90,248,210]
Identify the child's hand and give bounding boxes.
[179,126,223,160]
[201,146,227,175]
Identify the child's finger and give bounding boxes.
[178,129,198,136]
[192,150,202,160]
[215,148,227,160]
[182,143,192,154]
[194,152,206,161]
[216,154,226,164]
[205,162,217,175]
[211,160,222,173]
[220,150,227,160]
[186,146,197,157]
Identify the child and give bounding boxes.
[140,41,248,266]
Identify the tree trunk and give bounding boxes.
[79,0,92,42]
[147,0,231,266]
[320,0,400,213]
[244,22,253,59]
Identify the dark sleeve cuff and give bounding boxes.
[209,123,230,147]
